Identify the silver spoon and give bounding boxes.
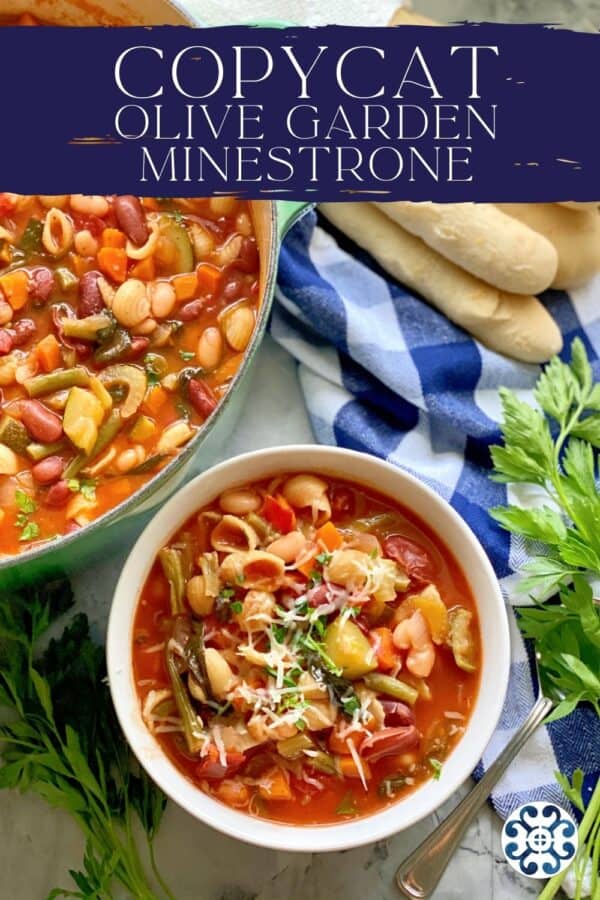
[396,694,553,899]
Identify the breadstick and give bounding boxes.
[373,202,558,296]
[320,202,562,364]
[498,203,600,289]
[558,202,598,212]
[388,8,439,26]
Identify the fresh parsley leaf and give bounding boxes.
[15,489,36,515]
[0,581,171,899]
[315,551,332,566]
[19,521,40,542]
[230,600,243,615]
[490,339,600,726]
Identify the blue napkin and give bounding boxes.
[271,209,600,818]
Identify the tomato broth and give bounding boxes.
[133,475,481,825]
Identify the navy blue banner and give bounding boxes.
[1,23,599,200]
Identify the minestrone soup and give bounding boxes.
[133,474,481,825]
[0,193,260,554]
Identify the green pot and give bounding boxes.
[0,199,310,589]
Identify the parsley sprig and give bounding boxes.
[0,581,174,900]
[14,489,39,542]
[490,339,600,723]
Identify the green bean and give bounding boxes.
[166,646,206,754]
[159,547,187,616]
[363,672,419,706]
[24,367,90,398]
[277,733,314,759]
[63,410,121,478]
[307,750,339,776]
[26,439,68,462]
[61,313,113,341]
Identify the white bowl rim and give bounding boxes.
[107,444,511,853]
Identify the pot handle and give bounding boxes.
[276,201,314,239]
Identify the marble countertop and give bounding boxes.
[0,337,536,900]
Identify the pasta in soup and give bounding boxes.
[133,474,481,824]
[0,193,260,554]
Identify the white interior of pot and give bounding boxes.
[1,0,193,25]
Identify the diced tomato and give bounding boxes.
[257,766,292,801]
[0,193,16,217]
[215,780,249,809]
[195,744,245,780]
[369,627,399,672]
[261,493,296,533]
[382,536,436,588]
[72,213,106,237]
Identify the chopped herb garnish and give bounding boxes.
[221,588,235,599]
[272,625,286,644]
[67,478,96,501]
[235,573,245,584]
[15,489,36,515]
[230,600,243,615]
[335,791,359,816]
[178,350,195,362]
[308,569,323,586]
[341,695,360,716]
[428,758,443,780]
[296,718,306,731]
[19,521,40,542]
[315,551,332,566]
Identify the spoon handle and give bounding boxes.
[395,695,553,899]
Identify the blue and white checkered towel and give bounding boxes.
[272,208,600,819]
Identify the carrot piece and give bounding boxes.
[369,627,399,672]
[173,273,198,301]
[297,553,318,578]
[0,270,29,310]
[215,780,250,809]
[97,247,128,283]
[101,228,127,249]
[36,334,62,373]
[316,521,343,551]
[261,494,296,534]
[130,256,155,282]
[212,353,243,385]
[196,263,222,294]
[17,12,39,24]
[257,767,292,801]
[338,755,372,780]
[142,385,168,416]
[328,729,364,756]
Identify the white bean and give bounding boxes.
[196,327,223,370]
[70,194,109,217]
[149,281,176,319]
[267,530,307,563]
[204,648,236,698]
[74,229,98,257]
[115,445,145,473]
[218,487,261,515]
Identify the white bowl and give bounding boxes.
[107,445,510,853]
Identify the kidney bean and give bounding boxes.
[178,298,206,321]
[331,485,355,517]
[79,270,104,316]
[126,336,150,360]
[32,455,66,485]
[188,378,217,419]
[72,213,107,238]
[113,195,148,246]
[21,400,64,443]
[222,272,244,301]
[308,584,330,607]
[360,726,420,764]
[0,329,14,355]
[45,479,71,507]
[11,318,36,347]
[29,266,55,303]
[382,536,436,588]
[380,700,416,728]
[233,237,259,274]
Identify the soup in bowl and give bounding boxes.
[108,445,510,851]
